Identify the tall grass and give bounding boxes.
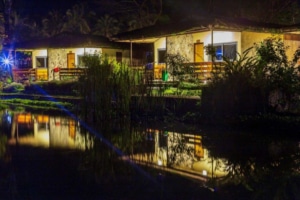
[78,55,132,125]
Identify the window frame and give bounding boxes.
[36,56,48,68]
[157,48,166,63]
[209,42,237,62]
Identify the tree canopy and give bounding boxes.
[0,0,299,43]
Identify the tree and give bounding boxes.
[93,14,120,39]
[3,0,12,44]
[42,11,65,37]
[0,13,5,46]
[8,11,42,42]
[62,3,91,34]
[115,0,163,30]
[163,0,300,25]
[254,37,300,112]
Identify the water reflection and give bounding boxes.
[2,111,93,150]
[2,110,300,199]
[203,130,300,199]
[127,127,227,181]
[1,111,226,181]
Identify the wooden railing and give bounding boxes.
[12,62,225,83]
[12,68,88,82]
[129,62,225,82]
[57,68,86,80]
[182,62,225,80]
[13,68,37,82]
[13,68,49,82]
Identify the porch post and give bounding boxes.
[130,40,133,66]
[210,24,214,62]
[209,24,215,80]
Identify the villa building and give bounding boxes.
[115,16,300,81]
[4,17,300,82]
[5,32,131,82]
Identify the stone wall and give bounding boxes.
[166,34,194,62]
[48,49,68,80]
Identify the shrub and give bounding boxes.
[2,82,24,93]
[78,54,132,123]
[24,80,80,96]
[201,37,300,119]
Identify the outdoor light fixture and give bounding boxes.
[4,58,9,64]
[158,160,163,166]
[1,55,12,68]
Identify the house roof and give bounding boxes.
[9,32,130,50]
[115,16,286,43]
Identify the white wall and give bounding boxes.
[31,48,103,68]
[151,31,241,63]
[154,37,166,63]
[193,31,241,61]
[32,49,47,68]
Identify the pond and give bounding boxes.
[0,109,300,199]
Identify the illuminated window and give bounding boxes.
[158,49,166,63]
[36,56,48,68]
[209,42,237,61]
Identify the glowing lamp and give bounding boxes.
[4,59,10,65]
[158,160,162,166]
[1,55,12,67]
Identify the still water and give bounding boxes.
[1,110,300,199]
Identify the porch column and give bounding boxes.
[130,40,133,66]
[209,24,214,63]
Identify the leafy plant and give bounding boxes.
[78,54,132,124]
[202,37,300,119]
[164,53,189,81]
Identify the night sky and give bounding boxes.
[2,0,300,25]
[12,0,81,17]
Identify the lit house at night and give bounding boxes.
[6,32,131,82]
[115,16,300,81]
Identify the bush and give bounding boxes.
[23,80,80,96]
[2,82,24,93]
[201,37,300,119]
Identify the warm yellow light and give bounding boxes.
[158,160,163,166]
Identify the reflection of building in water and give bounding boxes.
[8,113,93,150]
[129,129,227,179]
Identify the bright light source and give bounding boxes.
[202,170,207,176]
[158,160,163,166]
[1,55,13,68]
[4,59,10,65]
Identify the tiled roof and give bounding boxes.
[115,16,285,41]
[10,32,129,49]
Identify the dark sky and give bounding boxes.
[3,0,300,25]
[13,0,81,16]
